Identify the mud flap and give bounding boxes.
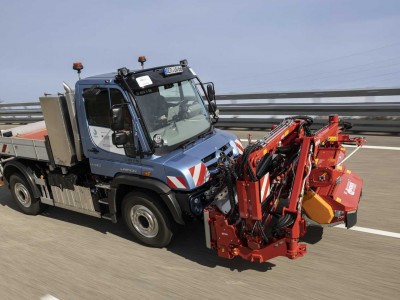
[346,210,357,228]
[0,165,4,186]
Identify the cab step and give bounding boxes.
[98,198,109,205]
[101,213,117,223]
[95,183,111,190]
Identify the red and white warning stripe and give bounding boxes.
[259,173,270,202]
[235,139,244,154]
[205,169,210,183]
[189,162,210,187]
[167,176,188,189]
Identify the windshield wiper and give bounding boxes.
[198,128,214,139]
[181,139,197,150]
[180,128,213,150]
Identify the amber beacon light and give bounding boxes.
[73,62,84,79]
[138,56,146,69]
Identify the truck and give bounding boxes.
[0,58,365,263]
[0,58,240,248]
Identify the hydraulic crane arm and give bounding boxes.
[204,115,365,263]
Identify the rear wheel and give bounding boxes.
[10,173,42,215]
[122,192,174,248]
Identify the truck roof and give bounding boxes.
[81,72,117,81]
[79,64,196,88]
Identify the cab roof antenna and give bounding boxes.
[72,62,84,80]
[138,56,146,69]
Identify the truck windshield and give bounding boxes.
[134,79,211,150]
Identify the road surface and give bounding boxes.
[0,133,399,299]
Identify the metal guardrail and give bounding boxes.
[215,87,400,100]
[1,87,400,133]
[215,88,400,133]
[217,102,400,132]
[0,102,43,124]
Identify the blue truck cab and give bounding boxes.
[0,59,243,247]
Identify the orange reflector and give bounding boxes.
[143,171,152,176]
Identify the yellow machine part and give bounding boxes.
[302,190,334,224]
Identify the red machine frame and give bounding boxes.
[204,115,365,263]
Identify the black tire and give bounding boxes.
[9,173,42,215]
[122,192,174,248]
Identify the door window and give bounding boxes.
[83,88,134,156]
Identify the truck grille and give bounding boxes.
[201,142,233,170]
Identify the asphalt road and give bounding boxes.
[0,133,399,299]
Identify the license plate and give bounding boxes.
[164,65,183,76]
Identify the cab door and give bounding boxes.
[78,85,142,177]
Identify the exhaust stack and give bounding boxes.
[63,82,83,161]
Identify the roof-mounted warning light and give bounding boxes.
[138,56,146,69]
[118,67,130,77]
[73,62,84,79]
[180,59,188,67]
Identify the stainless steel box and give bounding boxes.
[40,96,76,166]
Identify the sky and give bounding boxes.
[0,0,400,102]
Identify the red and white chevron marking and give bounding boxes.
[259,173,270,202]
[167,176,188,189]
[189,163,210,187]
[235,139,244,154]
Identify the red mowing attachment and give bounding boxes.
[204,115,365,263]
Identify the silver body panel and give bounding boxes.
[203,210,211,249]
[0,136,49,161]
[40,96,76,166]
[50,185,100,217]
[63,83,84,162]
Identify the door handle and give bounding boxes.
[88,147,100,154]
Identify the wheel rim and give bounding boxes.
[14,182,31,208]
[130,205,159,238]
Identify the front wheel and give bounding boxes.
[10,173,42,215]
[122,192,174,248]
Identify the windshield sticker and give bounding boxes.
[134,87,159,96]
[189,68,197,76]
[136,75,153,88]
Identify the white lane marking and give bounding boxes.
[40,295,59,300]
[240,138,251,143]
[345,145,400,151]
[239,139,400,151]
[335,224,400,239]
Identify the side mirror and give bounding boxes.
[207,84,215,101]
[112,132,128,146]
[110,105,125,131]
